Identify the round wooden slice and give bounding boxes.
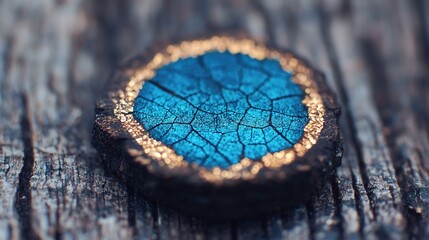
[92,36,342,220]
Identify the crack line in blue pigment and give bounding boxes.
[133,51,309,169]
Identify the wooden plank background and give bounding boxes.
[1,0,428,239]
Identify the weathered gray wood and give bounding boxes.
[0,0,428,239]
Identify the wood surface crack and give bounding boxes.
[330,175,345,240]
[361,30,429,239]
[305,201,316,240]
[14,93,39,240]
[249,0,275,45]
[350,168,365,238]
[316,2,377,232]
[412,0,429,68]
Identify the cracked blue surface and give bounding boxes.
[133,51,309,168]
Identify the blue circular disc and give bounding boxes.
[133,51,309,169]
[93,37,342,219]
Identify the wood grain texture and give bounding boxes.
[0,0,428,239]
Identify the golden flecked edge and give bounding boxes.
[113,36,325,183]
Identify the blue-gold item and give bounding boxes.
[134,51,308,169]
[93,37,342,219]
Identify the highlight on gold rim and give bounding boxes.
[113,36,325,182]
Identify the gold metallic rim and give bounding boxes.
[113,36,325,183]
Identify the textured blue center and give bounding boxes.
[133,51,308,168]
